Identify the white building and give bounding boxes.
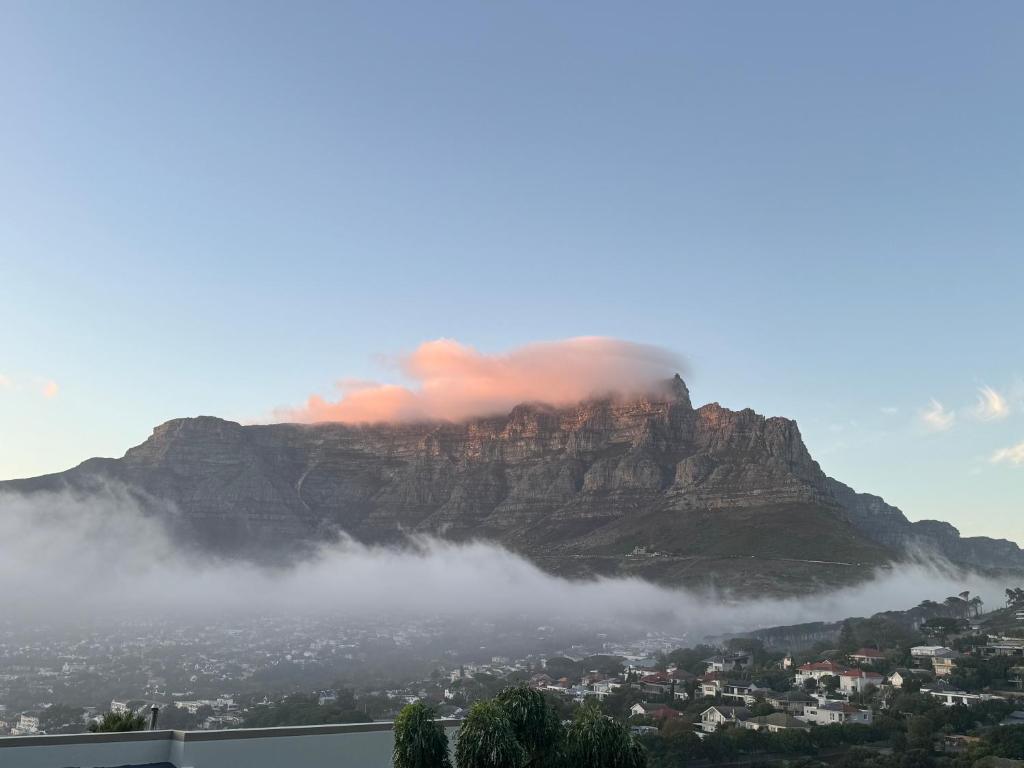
[699,705,751,733]
[801,699,872,726]
[922,687,1005,707]
[11,715,40,736]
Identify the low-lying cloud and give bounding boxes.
[276,337,683,424]
[0,486,1011,640]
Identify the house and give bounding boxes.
[933,655,958,677]
[921,687,1005,707]
[911,646,956,663]
[888,668,932,689]
[721,682,770,706]
[976,637,1024,659]
[629,703,679,721]
[794,660,847,687]
[703,652,753,673]
[849,648,885,666]
[698,672,725,698]
[766,690,813,716]
[699,705,751,733]
[744,713,812,733]
[801,700,873,726]
[1007,666,1024,690]
[838,668,885,694]
[11,715,40,736]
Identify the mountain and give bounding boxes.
[3,376,1021,595]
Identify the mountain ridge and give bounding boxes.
[3,376,1020,595]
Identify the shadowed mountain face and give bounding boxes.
[3,376,1021,595]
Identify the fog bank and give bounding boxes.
[0,486,1009,639]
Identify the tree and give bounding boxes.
[969,595,984,617]
[394,702,452,768]
[803,677,820,693]
[494,685,563,767]
[820,675,840,696]
[455,700,527,768]
[564,700,646,768]
[838,620,858,653]
[89,710,147,733]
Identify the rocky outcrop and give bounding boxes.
[3,375,1020,593]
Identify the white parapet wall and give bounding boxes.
[0,720,462,768]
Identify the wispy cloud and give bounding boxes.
[920,399,955,432]
[991,440,1024,466]
[880,406,899,415]
[0,373,12,390]
[40,380,59,399]
[973,385,1009,421]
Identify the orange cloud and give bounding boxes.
[278,337,683,424]
[41,380,59,399]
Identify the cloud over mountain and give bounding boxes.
[277,337,683,424]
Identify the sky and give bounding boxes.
[0,1,1021,541]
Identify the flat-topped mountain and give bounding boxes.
[4,376,1020,595]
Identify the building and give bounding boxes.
[629,703,679,721]
[910,646,956,663]
[976,637,1024,659]
[743,713,812,733]
[794,660,847,687]
[838,668,885,694]
[801,700,873,726]
[888,669,932,689]
[702,652,753,673]
[921,687,1005,707]
[1007,666,1024,691]
[720,682,770,706]
[849,648,885,666]
[699,705,751,733]
[932,655,958,677]
[765,690,813,716]
[10,715,40,736]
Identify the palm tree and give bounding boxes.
[394,702,451,768]
[494,685,562,768]
[564,700,646,768]
[88,710,147,733]
[455,700,527,768]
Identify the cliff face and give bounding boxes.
[3,376,1020,594]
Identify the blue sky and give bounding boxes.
[1,2,1021,541]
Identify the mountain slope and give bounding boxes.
[3,376,1020,595]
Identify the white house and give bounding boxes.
[720,682,770,706]
[801,700,872,726]
[838,668,885,694]
[11,715,40,736]
[922,687,1005,707]
[794,661,847,687]
[699,705,751,733]
[888,669,932,689]
[703,653,753,673]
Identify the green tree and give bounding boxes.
[494,685,563,768]
[89,710,147,733]
[394,702,452,768]
[564,701,646,768]
[455,700,527,768]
